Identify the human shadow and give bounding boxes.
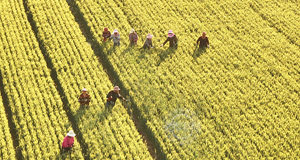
[106,44,132,56]
[156,46,177,66]
[193,47,207,58]
[55,145,83,160]
[73,106,88,122]
[55,149,71,160]
[137,47,154,59]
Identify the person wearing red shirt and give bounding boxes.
[102,27,111,41]
[61,130,76,153]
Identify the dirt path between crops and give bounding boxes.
[66,0,161,159]
[22,0,90,159]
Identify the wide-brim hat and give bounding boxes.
[168,30,174,37]
[67,130,76,137]
[113,86,121,91]
[113,29,118,34]
[147,34,153,39]
[82,88,87,92]
[130,29,135,33]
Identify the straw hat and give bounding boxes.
[67,130,76,137]
[130,29,135,33]
[113,29,118,34]
[82,88,87,92]
[147,34,153,39]
[113,86,121,91]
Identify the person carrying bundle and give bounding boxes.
[160,30,178,48]
[61,130,76,153]
[102,27,111,41]
[78,88,91,108]
[106,86,127,109]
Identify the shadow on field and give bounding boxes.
[156,47,177,66]
[74,107,87,122]
[73,104,114,122]
[193,47,207,58]
[55,150,72,160]
[105,43,133,55]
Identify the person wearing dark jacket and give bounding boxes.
[196,31,210,48]
[102,27,111,41]
[78,88,91,107]
[142,34,153,49]
[160,30,178,48]
[106,86,126,108]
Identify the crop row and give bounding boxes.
[0,0,84,159]
[0,92,15,159]
[249,0,300,47]
[26,0,152,159]
[74,0,300,159]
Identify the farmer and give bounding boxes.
[196,31,210,48]
[78,88,91,107]
[102,27,111,41]
[129,29,138,45]
[106,86,126,108]
[110,29,121,46]
[142,34,154,49]
[61,130,76,153]
[160,30,178,48]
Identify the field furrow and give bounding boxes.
[24,0,152,159]
[73,0,300,159]
[0,0,84,159]
[0,88,16,159]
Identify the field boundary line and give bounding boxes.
[22,0,89,159]
[66,0,165,159]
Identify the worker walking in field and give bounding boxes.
[129,29,138,45]
[102,27,111,41]
[110,29,121,46]
[160,30,178,48]
[142,33,154,49]
[196,31,210,48]
[78,88,91,108]
[106,86,127,109]
[61,130,76,153]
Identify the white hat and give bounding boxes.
[113,86,120,91]
[147,34,153,39]
[67,130,76,137]
[113,29,118,34]
[168,30,173,34]
[82,88,87,92]
[130,29,135,33]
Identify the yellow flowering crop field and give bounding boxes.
[0,0,299,159]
